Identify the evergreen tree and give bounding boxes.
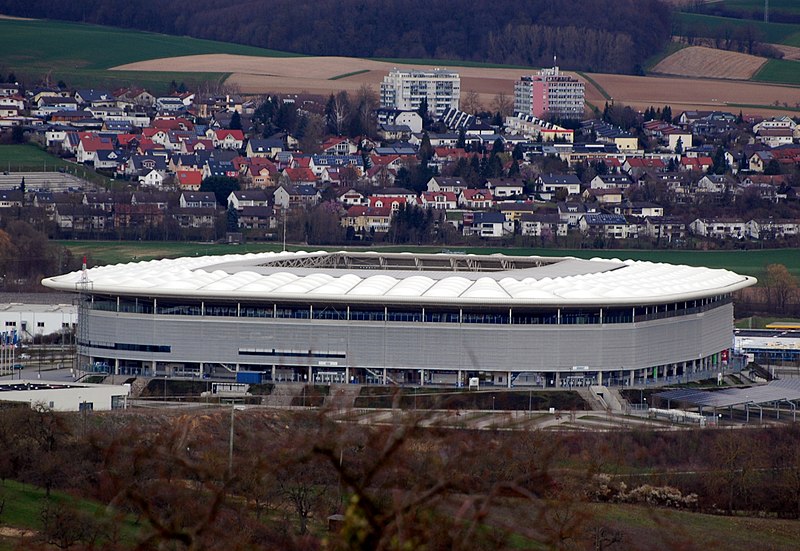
[456,127,466,149]
[229,111,242,130]
[200,176,240,206]
[712,146,728,175]
[491,137,505,156]
[417,97,429,127]
[418,131,434,163]
[674,137,683,155]
[226,203,240,232]
[661,105,672,123]
[512,143,523,161]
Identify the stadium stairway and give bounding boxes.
[324,384,362,409]
[262,383,303,407]
[589,385,624,412]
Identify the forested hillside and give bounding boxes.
[0,0,673,74]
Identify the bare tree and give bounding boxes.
[764,263,797,314]
[461,89,483,114]
[491,92,514,117]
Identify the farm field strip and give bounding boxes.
[652,45,767,79]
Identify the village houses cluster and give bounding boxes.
[0,66,799,246]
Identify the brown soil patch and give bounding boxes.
[0,526,36,538]
[772,44,800,61]
[114,53,800,117]
[586,72,800,116]
[653,46,767,79]
[0,14,34,20]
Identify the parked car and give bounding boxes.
[12,364,23,370]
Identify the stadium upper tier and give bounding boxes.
[42,251,757,306]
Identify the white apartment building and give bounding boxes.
[514,66,585,120]
[380,68,460,117]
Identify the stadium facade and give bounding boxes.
[42,251,756,387]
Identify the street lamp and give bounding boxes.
[163,375,167,402]
[492,396,495,411]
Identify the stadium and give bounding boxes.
[42,251,756,388]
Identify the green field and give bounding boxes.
[0,479,142,549]
[56,240,800,284]
[715,0,800,16]
[675,12,800,45]
[753,58,800,85]
[0,18,300,92]
[0,144,112,187]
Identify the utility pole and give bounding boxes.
[228,403,235,477]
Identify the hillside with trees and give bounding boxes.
[0,0,673,74]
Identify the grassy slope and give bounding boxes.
[0,18,300,92]
[56,240,799,282]
[753,58,800,85]
[718,0,800,16]
[0,144,113,187]
[675,12,800,45]
[0,479,142,545]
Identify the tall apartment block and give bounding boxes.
[514,66,585,120]
[380,68,461,118]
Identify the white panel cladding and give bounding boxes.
[84,303,733,373]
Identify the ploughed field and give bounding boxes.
[114,53,800,116]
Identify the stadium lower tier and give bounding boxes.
[78,295,735,388]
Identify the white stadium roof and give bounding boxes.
[41,251,757,306]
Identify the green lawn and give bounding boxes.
[0,479,142,545]
[716,0,800,16]
[675,12,800,45]
[735,316,800,328]
[57,240,800,283]
[0,18,300,92]
[752,58,800,86]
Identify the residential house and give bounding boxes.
[458,189,494,210]
[519,213,568,237]
[321,137,358,156]
[426,176,471,194]
[497,202,537,221]
[689,218,747,239]
[535,174,581,200]
[208,129,245,150]
[180,192,217,209]
[463,211,513,238]
[582,188,623,205]
[176,170,203,191]
[273,184,321,209]
[237,206,275,232]
[589,174,633,190]
[76,132,114,164]
[644,216,687,243]
[0,190,24,208]
[486,179,525,198]
[342,205,393,234]
[620,201,664,218]
[420,191,457,210]
[579,213,635,239]
[246,138,284,158]
[756,128,794,148]
[336,189,369,207]
[228,190,270,211]
[746,219,800,240]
